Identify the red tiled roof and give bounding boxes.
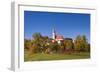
[56,35,64,39]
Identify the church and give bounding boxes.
[52,28,64,44]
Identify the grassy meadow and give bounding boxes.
[24,52,90,61]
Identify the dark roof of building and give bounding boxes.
[65,38,73,40]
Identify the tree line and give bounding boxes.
[24,33,90,55]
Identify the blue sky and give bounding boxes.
[24,11,90,43]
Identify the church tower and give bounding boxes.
[52,26,64,44]
[52,28,56,40]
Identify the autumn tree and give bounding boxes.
[64,40,73,49]
[74,35,90,52]
[24,39,32,50]
[32,33,51,53]
[50,42,59,53]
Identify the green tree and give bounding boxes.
[64,40,73,49]
[58,42,65,53]
[32,33,51,53]
[74,35,83,51]
[32,33,42,41]
[74,35,90,52]
[24,39,32,51]
[50,42,59,53]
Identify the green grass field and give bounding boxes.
[24,52,90,61]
